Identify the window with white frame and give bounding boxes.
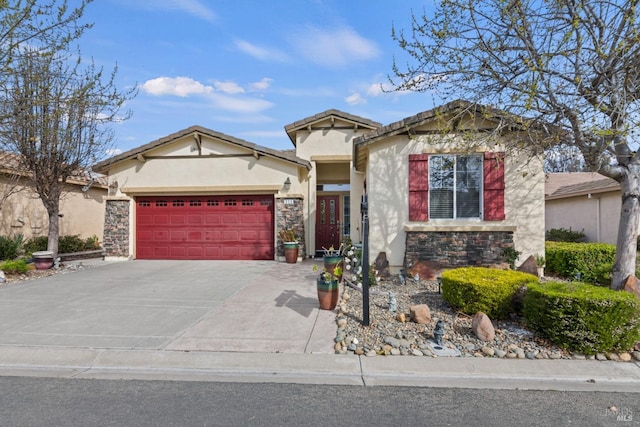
[428,154,482,219]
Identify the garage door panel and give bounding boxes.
[136,195,274,260]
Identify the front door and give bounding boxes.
[316,195,340,252]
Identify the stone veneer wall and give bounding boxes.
[103,199,130,257]
[404,231,514,268]
[276,197,305,258]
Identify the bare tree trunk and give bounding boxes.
[46,208,59,257]
[612,172,640,290]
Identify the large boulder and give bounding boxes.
[407,260,442,281]
[374,252,390,277]
[624,275,640,299]
[517,255,539,276]
[410,304,431,324]
[472,311,495,342]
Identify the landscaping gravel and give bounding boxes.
[334,274,640,362]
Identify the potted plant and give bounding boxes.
[279,229,299,264]
[315,266,341,310]
[321,244,345,281]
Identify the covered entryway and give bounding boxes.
[136,195,274,260]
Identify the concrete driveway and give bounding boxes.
[0,260,336,354]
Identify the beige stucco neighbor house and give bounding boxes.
[0,151,107,242]
[93,100,545,268]
[546,172,621,244]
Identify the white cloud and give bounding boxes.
[119,0,217,23]
[209,93,273,114]
[291,26,380,68]
[105,148,123,156]
[234,40,290,62]
[141,76,213,97]
[249,77,273,91]
[367,82,387,97]
[345,92,366,105]
[214,80,245,94]
[141,76,273,114]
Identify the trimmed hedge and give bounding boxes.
[545,241,616,284]
[23,235,100,255]
[523,281,640,354]
[441,267,538,319]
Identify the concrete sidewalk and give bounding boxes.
[0,259,639,392]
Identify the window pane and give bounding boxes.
[429,154,482,219]
[429,155,454,219]
[455,155,481,218]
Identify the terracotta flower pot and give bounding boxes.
[283,242,299,264]
[323,255,343,281]
[317,275,339,310]
[32,251,54,270]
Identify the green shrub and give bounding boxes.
[545,242,616,284]
[22,236,48,255]
[545,227,587,243]
[441,267,538,319]
[523,281,640,354]
[0,259,29,274]
[0,235,23,260]
[23,235,101,255]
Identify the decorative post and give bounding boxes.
[361,193,370,326]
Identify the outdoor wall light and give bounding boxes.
[283,177,291,191]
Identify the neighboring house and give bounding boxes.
[545,172,621,244]
[93,100,545,267]
[0,151,108,242]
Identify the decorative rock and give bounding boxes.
[623,275,640,299]
[517,254,538,276]
[494,349,506,358]
[396,313,406,323]
[390,348,401,356]
[596,353,607,361]
[335,331,345,343]
[619,352,632,362]
[347,343,357,351]
[472,312,495,341]
[374,252,390,277]
[399,339,411,348]
[633,351,640,361]
[0,271,5,283]
[365,349,377,357]
[482,346,495,357]
[525,351,537,360]
[337,318,348,328]
[410,304,431,324]
[411,349,424,356]
[549,352,562,360]
[355,348,365,355]
[334,342,342,351]
[606,353,620,361]
[384,336,401,348]
[407,260,442,281]
[572,353,586,360]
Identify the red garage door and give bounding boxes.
[136,195,274,260]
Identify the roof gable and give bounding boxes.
[546,174,618,200]
[93,125,311,173]
[284,109,381,145]
[353,99,541,171]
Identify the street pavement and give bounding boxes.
[0,258,639,392]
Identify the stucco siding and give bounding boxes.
[546,191,621,244]
[366,134,545,267]
[0,175,106,242]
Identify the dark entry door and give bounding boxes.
[316,195,340,252]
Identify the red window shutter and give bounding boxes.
[483,152,505,220]
[408,154,429,221]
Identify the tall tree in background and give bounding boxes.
[391,0,640,290]
[0,1,135,256]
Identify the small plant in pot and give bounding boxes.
[279,229,299,264]
[313,264,341,310]
[321,244,346,281]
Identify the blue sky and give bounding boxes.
[80,0,439,155]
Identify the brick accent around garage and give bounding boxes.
[404,230,514,268]
[276,197,305,258]
[103,199,130,257]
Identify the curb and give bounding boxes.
[0,346,639,392]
